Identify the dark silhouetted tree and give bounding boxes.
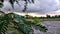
[46,14,50,18]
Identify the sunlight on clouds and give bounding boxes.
[47,10,60,16]
[55,0,60,5]
[13,12,46,17]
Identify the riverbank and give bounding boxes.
[40,18,60,21]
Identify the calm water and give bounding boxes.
[34,21,60,34]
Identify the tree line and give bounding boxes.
[46,15,60,18]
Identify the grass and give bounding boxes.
[40,18,60,21]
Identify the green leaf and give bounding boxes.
[9,0,15,8]
[0,13,47,34]
[0,3,3,8]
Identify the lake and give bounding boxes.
[34,21,60,34]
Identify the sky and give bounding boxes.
[2,0,60,14]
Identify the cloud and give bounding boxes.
[2,0,60,14]
[2,1,12,11]
[27,0,60,14]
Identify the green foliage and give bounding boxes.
[0,13,12,34]
[0,0,4,2]
[25,15,42,23]
[12,31,23,34]
[46,15,51,18]
[22,0,34,12]
[0,13,47,34]
[33,18,41,23]
[0,3,3,8]
[0,0,4,8]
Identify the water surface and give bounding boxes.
[34,21,60,34]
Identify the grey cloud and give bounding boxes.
[23,0,60,14]
[2,0,60,14]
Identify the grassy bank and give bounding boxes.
[40,18,60,21]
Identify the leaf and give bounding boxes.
[23,0,28,12]
[9,0,15,8]
[35,24,48,32]
[0,3,3,8]
[0,0,4,2]
[16,0,21,7]
[31,0,34,3]
[22,0,34,12]
[28,0,34,3]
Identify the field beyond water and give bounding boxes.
[40,18,60,21]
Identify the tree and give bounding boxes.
[0,0,47,34]
[46,14,50,18]
[58,15,60,18]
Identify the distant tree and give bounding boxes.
[58,15,60,18]
[46,14,50,18]
[51,16,55,18]
[25,14,29,18]
[55,15,58,18]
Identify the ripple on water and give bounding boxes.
[34,21,60,34]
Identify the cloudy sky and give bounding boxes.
[2,0,60,14]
